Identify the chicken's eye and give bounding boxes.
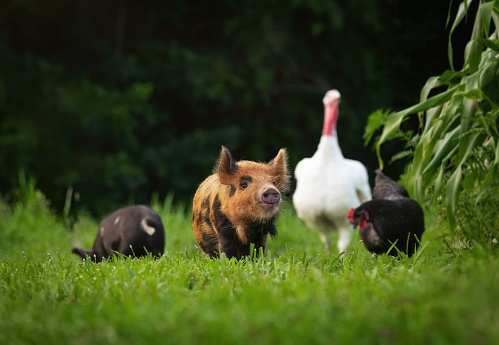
[240,181,249,190]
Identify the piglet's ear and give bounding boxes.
[268,148,290,193]
[217,146,238,185]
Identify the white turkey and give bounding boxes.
[293,89,372,253]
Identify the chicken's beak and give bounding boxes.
[351,220,359,229]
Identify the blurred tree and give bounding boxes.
[0,0,452,217]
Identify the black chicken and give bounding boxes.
[372,169,409,200]
[347,199,425,257]
[347,170,425,258]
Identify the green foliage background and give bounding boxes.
[0,0,455,216]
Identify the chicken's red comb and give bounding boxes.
[347,208,355,223]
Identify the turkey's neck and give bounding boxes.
[317,101,344,160]
[322,102,338,136]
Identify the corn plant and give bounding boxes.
[369,0,499,232]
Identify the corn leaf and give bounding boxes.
[424,99,462,140]
[478,164,497,198]
[446,165,462,230]
[449,0,474,34]
[378,85,460,146]
[434,159,448,197]
[448,0,475,69]
[478,38,499,53]
[478,58,499,88]
[422,126,460,176]
[480,0,494,38]
[424,105,444,129]
[420,76,443,102]
[466,40,483,73]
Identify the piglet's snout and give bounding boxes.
[261,187,281,204]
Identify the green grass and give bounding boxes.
[1,190,499,345]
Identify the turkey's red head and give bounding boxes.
[322,89,341,136]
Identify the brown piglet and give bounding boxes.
[72,205,165,262]
[192,146,290,259]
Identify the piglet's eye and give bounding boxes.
[240,181,249,189]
